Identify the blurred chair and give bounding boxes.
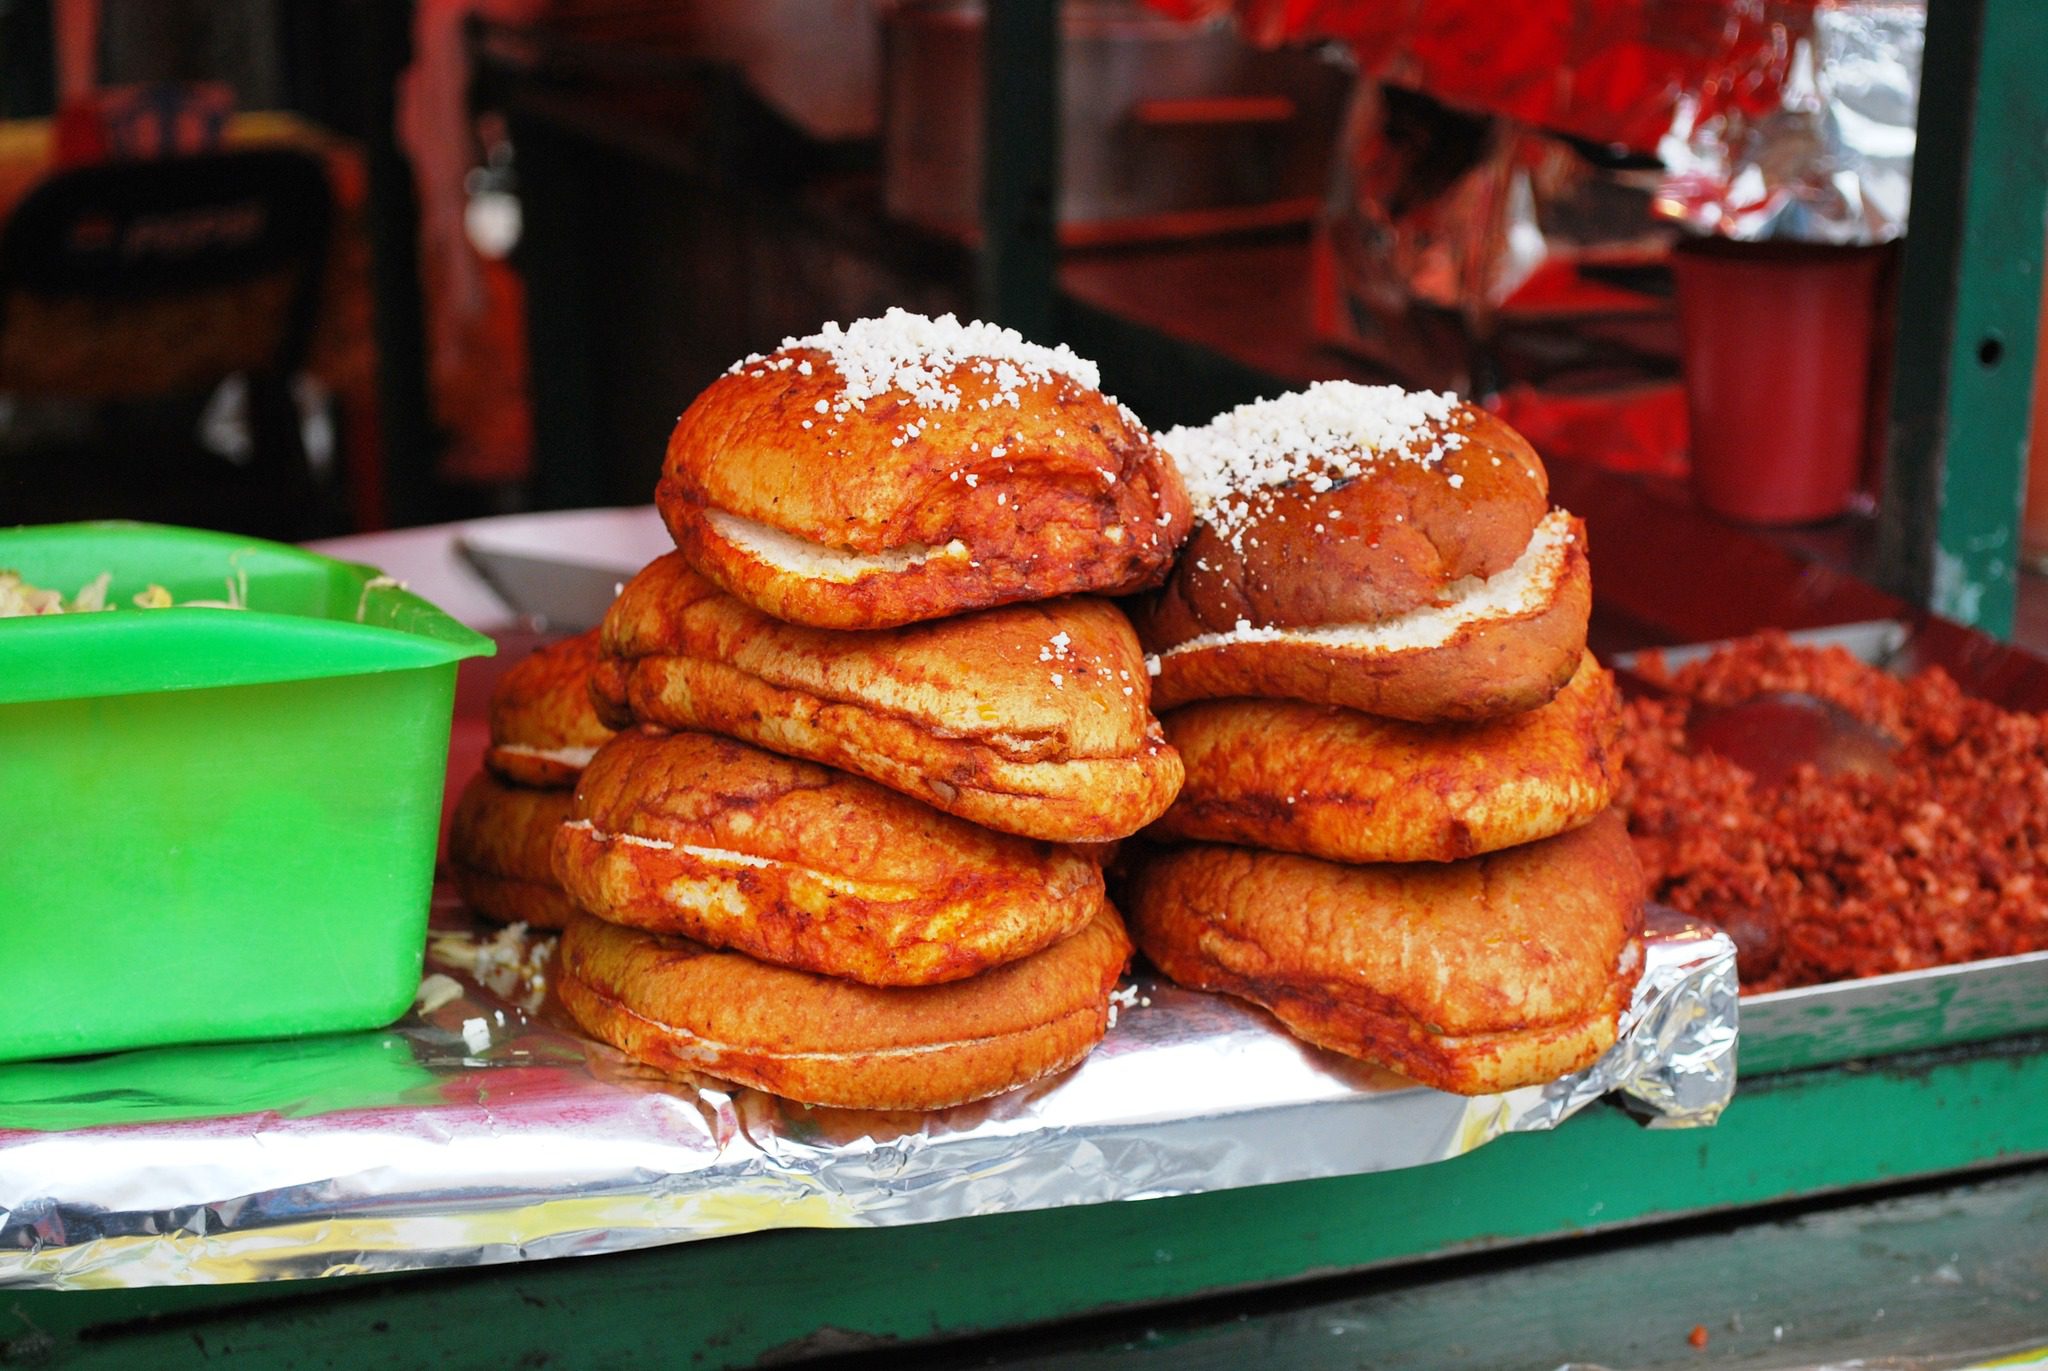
[0,146,335,536]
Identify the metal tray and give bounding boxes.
[455,507,674,633]
[1615,621,2048,1073]
[1742,950,2048,1074]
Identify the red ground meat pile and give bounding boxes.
[1619,633,2048,992]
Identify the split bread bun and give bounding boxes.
[1125,811,1646,1095]
[553,730,1105,987]
[555,903,1134,1111]
[593,553,1182,842]
[484,630,615,787]
[1152,652,1620,862]
[1137,384,1590,721]
[448,773,579,928]
[657,310,1191,630]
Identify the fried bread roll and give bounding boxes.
[554,730,1104,986]
[593,553,1182,842]
[1138,384,1589,720]
[1153,653,1620,862]
[556,903,1133,1111]
[448,773,579,928]
[1126,811,1645,1094]
[484,630,615,787]
[658,310,1191,629]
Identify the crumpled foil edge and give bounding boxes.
[0,913,1735,1291]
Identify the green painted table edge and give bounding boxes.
[8,1035,2047,1370]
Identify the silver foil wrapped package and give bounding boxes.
[1316,82,1676,392]
[1656,2,1923,245]
[1303,0,1923,388]
[0,907,1734,1291]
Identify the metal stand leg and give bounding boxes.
[1877,0,2048,637]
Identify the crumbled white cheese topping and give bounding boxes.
[427,921,557,1013]
[1105,982,1150,1029]
[1160,382,1467,550]
[413,972,463,1014]
[726,308,1099,418]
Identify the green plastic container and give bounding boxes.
[0,1028,437,1130]
[0,522,494,1063]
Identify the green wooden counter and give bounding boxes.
[10,463,2048,1369]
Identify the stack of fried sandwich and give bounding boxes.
[1125,382,1646,1095]
[448,630,613,929]
[551,310,1194,1111]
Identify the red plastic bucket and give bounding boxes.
[1673,239,1888,525]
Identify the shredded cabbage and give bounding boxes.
[0,571,226,618]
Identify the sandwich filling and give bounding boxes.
[563,818,896,899]
[492,743,601,768]
[1163,509,1574,658]
[705,509,971,583]
[564,971,1083,1062]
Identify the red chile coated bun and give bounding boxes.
[590,552,1182,844]
[447,772,578,928]
[483,630,614,788]
[1135,384,1591,722]
[551,729,1106,988]
[1152,652,1621,864]
[555,903,1133,1111]
[1126,810,1646,1095]
[657,310,1191,630]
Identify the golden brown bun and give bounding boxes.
[658,335,1190,629]
[1125,811,1645,1094]
[1154,652,1620,862]
[553,730,1104,986]
[556,903,1133,1111]
[1148,402,1547,639]
[484,631,615,787]
[593,553,1182,842]
[1147,513,1591,721]
[451,867,580,930]
[448,773,578,928]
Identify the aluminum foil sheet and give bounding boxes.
[1209,0,1922,390]
[1158,0,1924,244]
[0,908,1734,1291]
[1656,2,1923,244]
[1318,81,1679,391]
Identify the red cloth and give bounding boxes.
[1488,381,1690,480]
[1148,0,1815,153]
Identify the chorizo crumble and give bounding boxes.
[1619,632,2048,992]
